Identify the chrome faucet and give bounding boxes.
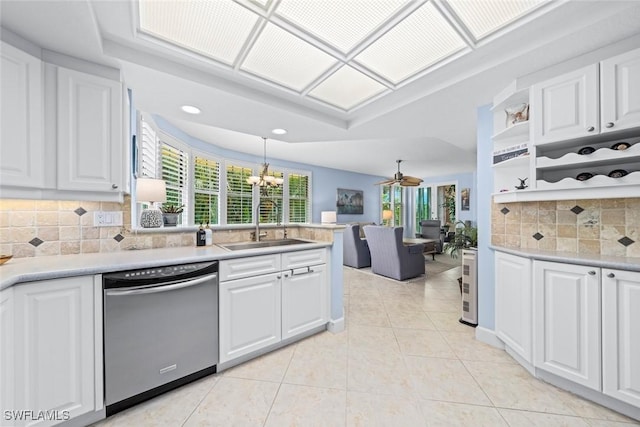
[253,200,268,242]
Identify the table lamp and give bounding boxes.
[136,178,166,228]
[382,209,393,226]
[321,211,337,224]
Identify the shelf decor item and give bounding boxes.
[576,172,594,181]
[611,141,631,151]
[505,103,529,127]
[608,169,628,178]
[515,177,528,190]
[578,146,595,155]
[136,177,167,228]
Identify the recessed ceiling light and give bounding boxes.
[272,128,287,135]
[181,105,201,114]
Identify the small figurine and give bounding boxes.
[515,177,528,190]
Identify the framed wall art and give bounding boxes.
[337,188,363,214]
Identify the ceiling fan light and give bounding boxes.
[247,176,261,185]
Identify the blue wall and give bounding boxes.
[152,116,384,224]
[421,172,477,225]
[476,104,495,330]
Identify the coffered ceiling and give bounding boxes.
[1,1,640,179]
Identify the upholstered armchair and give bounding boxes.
[416,220,445,253]
[343,224,371,268]
[363,226,425,281]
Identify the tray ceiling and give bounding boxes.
[138,0,548,112]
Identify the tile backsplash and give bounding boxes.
[0,198,335,258]
[492,198,640,258]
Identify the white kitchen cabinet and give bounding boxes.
[532,64,600,145]
[0,288,14,418]
[56,67,123,194]
[219,248,329,364]
[534,261,601,390]
[0,41,45,190]
[282,263,327,340]
[495,251,533,364]
[12,276,103,427]
[601,48,640,133]
[219,273,282,364]
[602,268,640,408]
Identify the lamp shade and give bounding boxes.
[321,211,337,224]
[136,178,167,203]
[382,210,393,220]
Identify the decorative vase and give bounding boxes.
[162,213,180,227]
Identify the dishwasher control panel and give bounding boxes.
[104,261,218,288]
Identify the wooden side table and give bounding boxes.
[403,238,437,260]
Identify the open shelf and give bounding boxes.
[492,121,529,142]
[537,141,640,170]
[537,171,640,189]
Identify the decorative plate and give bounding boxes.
[611,142,631,150]
[576,172,594,181]
[608,169,628,178]
[578,146,595,155]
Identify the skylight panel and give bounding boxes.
[309,66,388,110]
[354,2,466,84]
[138,0,259,65]
[241,23,338,92]
[275,0,408,54]
[446,0,547,39]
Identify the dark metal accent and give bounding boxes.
[570,206,584,215]
[113,234,125,243]
[74,207,87,216]
[29,237,44,247]
[500,207,510,215]
[618,236,635,247]
[533,232,544,241]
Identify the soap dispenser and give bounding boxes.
[196,224,206,246]
[205,223,213,245]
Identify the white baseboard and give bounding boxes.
[475,326,504,349]
[328,317,345,333]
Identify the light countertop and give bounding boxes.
[491,245,640,272]
[0,240,332,291]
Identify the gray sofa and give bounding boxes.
[416,220,445,253]
[363,225,425,281]
[343,224,371,268]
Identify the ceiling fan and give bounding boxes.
[375,160,423,187]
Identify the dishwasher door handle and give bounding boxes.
[105,273,217,296]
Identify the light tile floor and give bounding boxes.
[94,263,640,427]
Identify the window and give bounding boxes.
[288,173,310,223]
[137,116,312,227]
[194,155,220,225]
[226,164,254,224]
[381,185,403,226]
[415,187,431,225]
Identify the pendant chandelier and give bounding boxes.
[246,137,284,192]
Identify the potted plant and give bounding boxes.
[160,204,184,227]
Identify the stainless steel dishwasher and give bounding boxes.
[103,261,218,416]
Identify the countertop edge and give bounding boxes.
[490,245,640,272]
[0,241,332,291]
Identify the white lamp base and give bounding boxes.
[140,208,163,228]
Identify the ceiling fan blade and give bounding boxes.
[403,176,423,183]
[374,178,396,185]
[399,180,421,187]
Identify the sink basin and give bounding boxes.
[219,239,312,251]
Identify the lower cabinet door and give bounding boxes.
[219,273,282,363]
[602,268,640,407]
[282,264,327,340]
[495,251,532,363]
[534,261,601,390]
[13,276,101,427]
[0,288,14,418]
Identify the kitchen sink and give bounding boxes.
[218,239,312,251]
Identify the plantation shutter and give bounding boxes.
[289,173,310,223]
[194,155,220,225]
[160,142,188,222]
[139,117,157,178]
[226,164,253,224]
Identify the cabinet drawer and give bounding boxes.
[282,249,326,269]
[220,255,281,281]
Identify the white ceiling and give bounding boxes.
[1,1,640,180]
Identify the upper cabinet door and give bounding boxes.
[532,64,599,145]
[0,41,44,189]
[601,48,640,133]
[57,67,123,193]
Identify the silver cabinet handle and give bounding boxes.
[588,270,596,275]
[605,122,614,128]
[587,126,595,132]
[607,273,615,278]
[112,184,118,189]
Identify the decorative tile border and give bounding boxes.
[492,198,640,258]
